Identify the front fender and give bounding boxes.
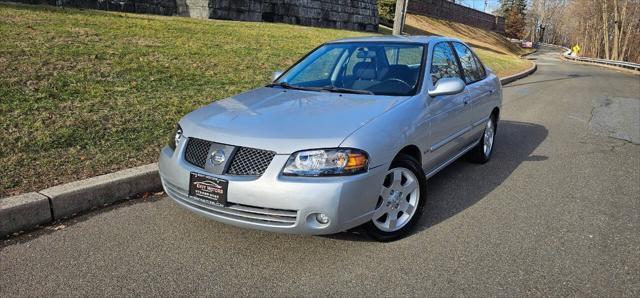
[339,95,424,170]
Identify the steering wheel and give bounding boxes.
[382,78,412,89]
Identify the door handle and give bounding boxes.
[478,91,492,97]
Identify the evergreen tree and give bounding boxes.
[499,0,527,39]
[505,6,527,39]
[497,0,514,16]
[498,0,527,16]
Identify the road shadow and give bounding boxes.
[503,74,590,88]
[327,120,548,241]
[416,120,548,231]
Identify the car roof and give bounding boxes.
[327,35,463,45]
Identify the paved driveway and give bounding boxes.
[2,46,639,296]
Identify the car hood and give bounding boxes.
[180,87,409,154]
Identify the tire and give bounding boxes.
[363,154,427,242]
[469,114,497,164]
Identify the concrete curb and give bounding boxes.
[41,163,161,219]
[0,55,540,238]
[1,163,161,237]
[519,48,538,58]
[500,61,537,85]
[0,192,52,236]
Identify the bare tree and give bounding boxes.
[602,0,611,59]
[538,0,640,63]
[527,0,566,43]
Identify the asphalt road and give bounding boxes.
[2,46,639,296]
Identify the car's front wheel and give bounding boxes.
[364,154,426,242]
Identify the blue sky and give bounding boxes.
[455,0,501,14]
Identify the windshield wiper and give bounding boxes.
[321,86,374,95]
[267,82,373,95]
[266,82,322,92]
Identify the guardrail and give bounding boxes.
[562,49,640,72]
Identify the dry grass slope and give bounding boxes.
[404,14,533,77]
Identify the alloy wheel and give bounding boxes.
[483,118,495,157]
[373,167,420,232]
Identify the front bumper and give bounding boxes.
[158,146,386,235]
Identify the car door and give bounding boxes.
[451,42,490,147]
[422,42,468,176]
[468,52,496,139]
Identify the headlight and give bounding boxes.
[168,124,183,150]
[282,148,369,176]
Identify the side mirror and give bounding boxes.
[271,70,284,82]
[428,78,466,97]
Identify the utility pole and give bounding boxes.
[393,0,408,35]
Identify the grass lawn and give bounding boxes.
[0,3,533,197]
[0,4,369,197]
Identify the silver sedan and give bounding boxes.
[159,36,502,241]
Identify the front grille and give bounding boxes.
[184,138,212,169]
[183,137,275,176]
[162,179,298,227]
[227,147,276,176]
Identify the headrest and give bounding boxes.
[353,62,376,80]
[356,50,376,59]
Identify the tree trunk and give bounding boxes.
[612,0,620,60]
[531,20,537,43]
[585,20,591,56]
[619,2,637,61]
[602,0,611,60]
[616,0,629,60]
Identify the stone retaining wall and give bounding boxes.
[10,0,178,16]
[6,0,378,32]
[408,0,504,33]
[208,0,378,32]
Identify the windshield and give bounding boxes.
[273,42,426,96]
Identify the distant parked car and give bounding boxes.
[159,36,502,241]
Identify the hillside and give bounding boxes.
[403,14,533,77]
[0,3,368,196]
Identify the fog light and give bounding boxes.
[315,213,330,224]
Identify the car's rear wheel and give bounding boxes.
[364,154,426,242]
[469,115,497,164]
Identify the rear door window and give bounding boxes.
[471,53,486,79]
